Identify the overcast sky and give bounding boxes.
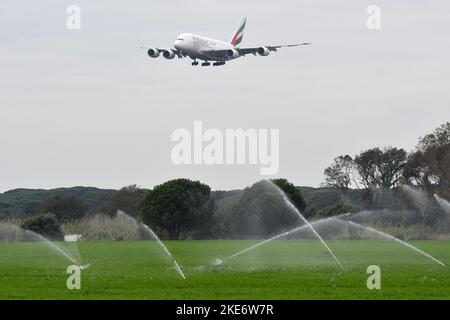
[0,0,449,192]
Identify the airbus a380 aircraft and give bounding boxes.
[142,17,310,66]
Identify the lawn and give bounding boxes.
[0,240,449,299]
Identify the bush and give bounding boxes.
[34,194,86,222]
[21,213,63,239]
[231,180,304,239]
[61,214,148,241]
[97,185,147,217]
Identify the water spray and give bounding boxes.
[116,211,186,279]
[218,216,341,265]
[339,219,446,267]
[0,223,82,266]
[434,194,450,215]
[268,181,345,271]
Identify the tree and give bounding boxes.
[97,185,146,217]
[22,213,63,239]
[354,147,407,189]
[35,194,86,222]
[422,144,450,190]
[323,155,354,192]
[418,122,450,190]
[231,179,305,238]
[139,179,214,240]
[353,148,382,189]
[406,123,450,196]
[417,122,450,151]
[271,178,306,211]
[378,147,408,188]
[404,150,427,186]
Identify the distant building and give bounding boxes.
[64,234,82,242]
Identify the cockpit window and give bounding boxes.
[177,38,184,41]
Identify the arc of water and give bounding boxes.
[434,194,450,215]
[141,224,186,279]
[26,230,80,265]
[402,185,430,224]
[340,219,446,267]
[224,216,340,263]
[0,223,80,265]
[116,211,186,279]
[269,181,345,270]
[222,212,446,268]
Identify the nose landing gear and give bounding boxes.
[192,60,199,66]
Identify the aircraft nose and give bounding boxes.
[174,35,186,50]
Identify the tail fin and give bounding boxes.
[230,17,247,47]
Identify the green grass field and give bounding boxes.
[0,240,449,299]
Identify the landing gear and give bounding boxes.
[192,60,225,67]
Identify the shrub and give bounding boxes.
[21,213,63,239]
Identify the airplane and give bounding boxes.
[141,17,310,66]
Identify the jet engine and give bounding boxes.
[162,49,176,59]
[147,48,160,58]
[226,49,240,59]
[257,47,270,56]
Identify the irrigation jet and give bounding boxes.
[141,17,310,66]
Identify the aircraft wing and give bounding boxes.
[201,43,310,59]
[237,43,311,56]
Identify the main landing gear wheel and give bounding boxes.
[213,61,225,66]
[192,61,199,66]
[201,61,211,66]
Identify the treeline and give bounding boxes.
[1,122,449,240]
[7,179,307,240]
[323,122,449,197]
[0,187,112,219]
[316,122,450,224]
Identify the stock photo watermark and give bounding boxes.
[66,5,81,30]
[366,5,381,30]
[66,265,81,290]
[366,265,381,290]
[171,121,280,175]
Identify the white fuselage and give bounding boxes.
[174,33,237,62]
